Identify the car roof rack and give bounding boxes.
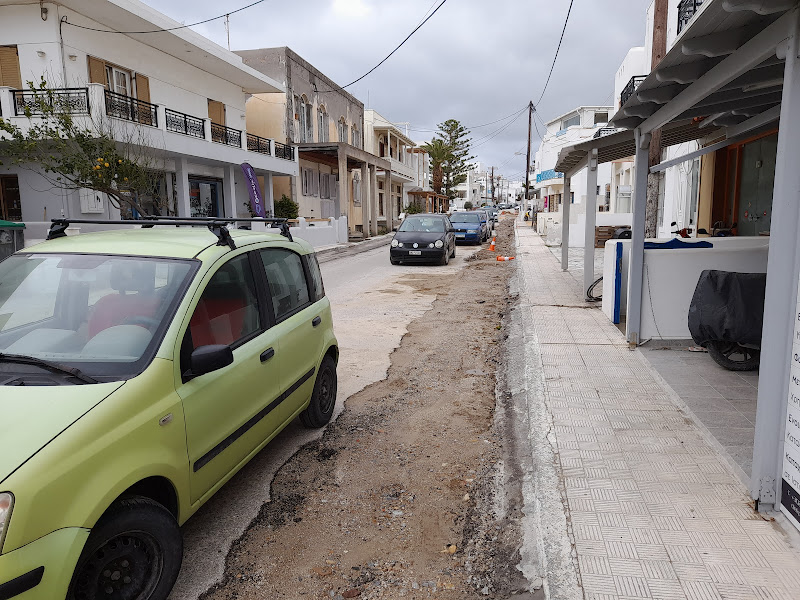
[46,216,292,250]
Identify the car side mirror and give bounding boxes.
[191,344,234,376]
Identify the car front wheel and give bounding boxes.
[300,355,338,428]
[67,497,183,600]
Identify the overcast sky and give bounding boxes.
[144,0,652,181]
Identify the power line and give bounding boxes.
[340,0,449,89]
[536,0,575,106]
[62,0,270,34]
[407,105,529,133]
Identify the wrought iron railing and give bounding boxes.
[274,141,295,160]
[165,108,205,138]
[620,75,647,107]
[593,126,619,139]
[247,133,271,154]
[104,89,157,127]
[211,122,241,147]
[677,0,704,34]
[12,88,90,116]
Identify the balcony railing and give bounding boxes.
[274,141,295,161]
[211,122,242,147]
[677,0,704,34]
[620,75,647,107]
[247,133,271,154]
[104,89,157,127]
[12,88,90,116]
[165,108,205,139]
[593,126,619,139]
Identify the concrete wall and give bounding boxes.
[602,237,771,339]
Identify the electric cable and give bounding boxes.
[61,0,270,34]
[536,0,575,106]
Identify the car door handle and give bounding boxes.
[260,347,275,362]
[312,316,322,327]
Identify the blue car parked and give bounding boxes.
[450,212,485,244]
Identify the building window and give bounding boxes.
[351,125,360,149]
[299,96,314,143]
[594,112,609,125]
[379,193,384,216]
[302,168,319,197]
[318,105,329,143]
[338,118,348,142]
[189,177,223,218]
[320,173,331,199]
[0,175,21,221]
[561,114,580,129]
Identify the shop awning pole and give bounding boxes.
[752,7,800,510]
[583,149,599,299]
[561,176,571,271]
[626,129,651,346]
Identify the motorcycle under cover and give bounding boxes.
[688,270,767,347]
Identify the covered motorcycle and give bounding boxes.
[687,269,766,371]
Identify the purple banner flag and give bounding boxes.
[241,162,266,218]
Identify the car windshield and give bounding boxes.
[398,217,445,233]
[0,253,196,381]
[450,213,480,224]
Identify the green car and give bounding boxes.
[0,222,338,600]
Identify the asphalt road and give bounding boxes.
[168,241,481,600]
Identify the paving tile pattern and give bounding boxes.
[516,226,800,600]
[639,346,758,479]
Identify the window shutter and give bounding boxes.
[135,74,150,103]
[301,169,309,196]
[331,175,338,200]
[313,171,320,196]
[87,56,106,87]
[208,100,225,126]
[0,46,22,89]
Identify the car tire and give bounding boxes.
[440,249,449,266]
[67,496,182,600]
[450,245,456,259]
[706,341,760,371]
[300,355,338,428]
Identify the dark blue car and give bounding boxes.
[450,212,485,244]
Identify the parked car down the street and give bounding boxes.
[474,209,491,241]
[449,212,485,245]
[390,214,456,265]
[0,220,339,600]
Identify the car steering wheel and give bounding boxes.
[123,315,160,330]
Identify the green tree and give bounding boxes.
[0,78,169,216]
[420,138,450,195]
[274,194,299,219]
[434,119,475,200]
[463,201,473,210]
[404,202,424,215]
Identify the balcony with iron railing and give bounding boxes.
[678,0,704,35]
[104,89,158,127]
[620,75,647,107]
[593,126,619,139]
[1,85,297,163]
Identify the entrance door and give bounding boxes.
[0,176,21,221]
[737,133,778,236]
[189,178,222,218]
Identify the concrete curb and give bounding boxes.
[315,233,393,263]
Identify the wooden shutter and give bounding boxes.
[135,74,150,103]
[207,99,225,126]
[88,56,107,87]
[0,46,22,89]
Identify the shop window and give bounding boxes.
[189,178,222,217]
[0,176,21,221]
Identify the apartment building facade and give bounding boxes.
[0,0,297,241]
[237,47,388,237]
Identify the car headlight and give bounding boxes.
[391,239,399,247]
[427,243,435,248]
[434,240,444,248]
[469,228,479,233]
[0,492,13,552]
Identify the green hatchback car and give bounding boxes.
[0,220,338,600]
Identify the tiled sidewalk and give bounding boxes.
[515,224,800,600]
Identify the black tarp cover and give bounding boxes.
[688,270,767,347]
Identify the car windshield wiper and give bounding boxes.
[0,353,98,384]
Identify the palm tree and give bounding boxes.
[421,138,450,195]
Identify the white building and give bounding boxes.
[451,165,485,210]
[0,0,298,241]
[531,106,621,245]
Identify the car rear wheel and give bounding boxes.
[67,497,182,600]
[300,355,338,428]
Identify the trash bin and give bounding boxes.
[0,220,25,261]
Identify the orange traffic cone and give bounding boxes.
[489,237,496,251]
[496,256,515,261]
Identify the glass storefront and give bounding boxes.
[189,177,223,218]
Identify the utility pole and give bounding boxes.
[645,0,669,238]
[490,166,495,205]
[525,101,533,217]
